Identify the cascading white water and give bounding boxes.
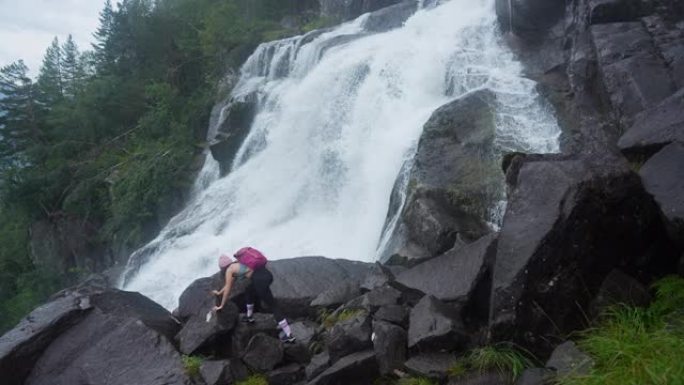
[122,0,560,309]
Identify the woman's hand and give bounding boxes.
[212,305,223,312]
[211,290,220,296]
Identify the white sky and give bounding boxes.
[0,0,107,77]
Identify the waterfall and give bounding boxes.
[122,0,560,309]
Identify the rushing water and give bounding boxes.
[122,0,560,309]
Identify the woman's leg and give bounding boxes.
[243,279,257,321]
[253,269,293,340]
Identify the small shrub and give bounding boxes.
[236,374,268,385]
[181,355,202,378]
[449,344,535,381]
[319,308,365,329]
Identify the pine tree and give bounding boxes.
[36,37,64,107]
[61,35,85,98]
[93,0,115,69]
[0,61,40,162]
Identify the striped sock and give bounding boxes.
[246,304,254,317]
[278,319,292,336]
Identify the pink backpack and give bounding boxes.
[234,247,268,270]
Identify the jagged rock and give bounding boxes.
[372,320,407,375]
[209,92,258,174]
[306,352,331,380]
[590,269,651,317]
[269,363,305,385]
[489,154,677,354]
[396,233,497,303]
[383,90,499,263]
[494,0,566,35]
[546,341,594,377]
[588,0,653,24]
[177,275,222,321]
[618,79,684,159]
[231,313,279,355]
[515,368,555,385]
[291,320,319,347]
[374,305,409,327]
[308,350,379,385]
[319,0,403,22]
[360,262,396,291]
[447,371,508,385]
[283,320,318,364]
[346,285,402,310]
[269,257,373,318]
[591,22,676,127]
[177,301,238,355]
[25,310,192,385]
[639,142,684,246]
[408,295,466,351]
[200,359,248,385]
[362,0,418,32]
[311,281,361,307]
[404,353,458,381]
[0,289,94,385]
[242,333,284,372]
[327,310,372,362]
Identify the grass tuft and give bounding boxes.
[235,374,268,385]
[448,344,536,381]
[181,355,202,378]
[319,308,365,329]
[397,377,437,385]
[558,276,684,385]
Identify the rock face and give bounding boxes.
[589,269,651,317]
[408,295,467,351]
[639,142,684,246]
[404,353,459,381]
[545,341,594,377]
[489,154,677,353]
[396,233,498,304]
[308,350,379,385]
[372,320,407,375]
[618,90,684,158]
[242,333,284,372]
[383,90,500,263]
[209,92,258,175]
[327,310,373,362]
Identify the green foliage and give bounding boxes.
[235,374,268,385]
[396,377,437,385]
[181,355,203,378]
[449,344,536,381]
[558,276,684,385]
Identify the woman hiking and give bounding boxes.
[212,247,295,343]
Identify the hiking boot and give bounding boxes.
[241,315,255,324]
[278,330,296,343]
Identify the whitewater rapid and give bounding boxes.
[123,0,560,309]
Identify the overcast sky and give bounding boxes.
[0,0,107,77]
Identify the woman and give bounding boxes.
[212,248,295,343]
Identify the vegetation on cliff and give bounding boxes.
[0,0,321,333]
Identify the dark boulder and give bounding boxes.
[404,353,459,381]
[0,289,94,385]
[408,295,466,351]
[200,359,248,385]
[306,352,331,380]
[269,257,372,318]
[327,310,372,362]
[242,333,284,372]
[209,92,258,175]
[639,142,684,246]
[319,0,404,22]
[345,285,402,310]
[284,320,318,365]
[618,90,684,158]
[268,363,305,385]
[494,0,566,35]
[515,368,555,385]
[588,0,653,24]
[383,90,499,263]
[545,341,594,377]
[447,371,508,385]
[362,1,418,33]
[396,233,497,303]
[311,281,361,308]
[231,313,279,356]
[307,350,379,385]
[25,310,192,385]
[374,305,409,328]
[360,262,396,292]
[177,274,222,321]
[177,301,238,355]
[590,269,651,317]
[489,154,678,354]
[372,320,407,375]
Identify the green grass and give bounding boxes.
[181,355,202,378]
[397,377,437,385]
[448,344,536,381]
[319,308,366,329]
[236,374,268,385]
[558,276,684,385]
